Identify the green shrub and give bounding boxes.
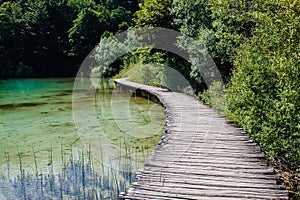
[226,0,300,195]
[117,60,168,88]
[200,81,226,115]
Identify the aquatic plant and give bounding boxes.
[0,146,137,200]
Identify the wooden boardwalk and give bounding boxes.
[115,78,288,200]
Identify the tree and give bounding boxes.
[68,6,109,61]
[0,1,25,77]
[105,0,141,12]
[134,0,173,28]
[200,0,255,68]
[171,0,211,37]
[109,6,132,32]
[20,0,82,76]
[1,0,138,78]
[171,0,256,82]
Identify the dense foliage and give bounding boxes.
[226,1,300,195]
[134,0,173,28]
[0,0,140,78]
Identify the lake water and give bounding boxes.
[0,78,165,178]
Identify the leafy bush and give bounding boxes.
[116,59,167,88]
[200,81,226,115]
[226,0,300,195]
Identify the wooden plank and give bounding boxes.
[128,185,288,199]
[131,182,287,196]
[136,167,278,180]
[147,159,269,168]
[134,171,278,185]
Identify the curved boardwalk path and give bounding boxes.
[115,79,288,200]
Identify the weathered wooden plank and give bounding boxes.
[114,79,288,200]
[144,162,272,171]
[131,181,287,196]
[147,159,269,168]
[127,185,288,199]
[134,171,279,185]
[136,167,278,180]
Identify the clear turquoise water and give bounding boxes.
[0,78,164,177]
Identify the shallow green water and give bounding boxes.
[0,78,165,176]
